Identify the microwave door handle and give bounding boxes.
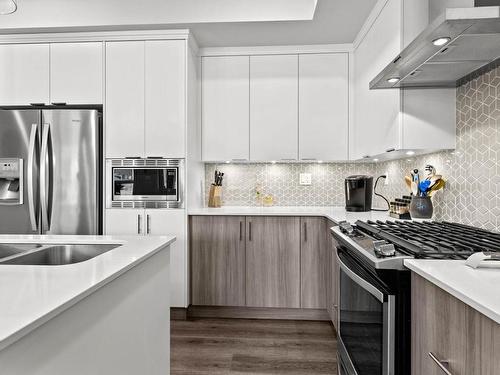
[27,124,38,232]
[337,252,384,303]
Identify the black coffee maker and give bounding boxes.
[345,175,373,212]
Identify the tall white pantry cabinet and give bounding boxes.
[104,35,202,309]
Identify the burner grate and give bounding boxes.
[355,220,500,260]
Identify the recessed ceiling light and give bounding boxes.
[432,37,451,46]
[406,151,415,156]
[317,160,323,164]
[373,158,379,162]
[0,0,17,15]
[387,77,400,84]
[271,160,276,164]
[225,160,230,164]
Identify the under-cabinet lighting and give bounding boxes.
[432,37,451,46]
[406,151,415,156]
[373,158,379,162]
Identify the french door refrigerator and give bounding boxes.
[0,108,102,235]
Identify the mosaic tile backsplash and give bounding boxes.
[205,61,500,230]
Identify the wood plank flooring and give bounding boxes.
[171,318,338,374]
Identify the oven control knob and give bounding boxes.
[339,221,354,235]
[373,240,396,257]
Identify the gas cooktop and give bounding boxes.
[332,220,500,270]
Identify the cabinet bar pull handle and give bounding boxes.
[138,214,141,234]
[239,221,243,241]
[428,352,452,375]
[248,221,252,242]
[147,214,151,234]
[304,222,307,242]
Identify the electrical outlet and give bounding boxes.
[385,171,389,185]
[299,173,312,186]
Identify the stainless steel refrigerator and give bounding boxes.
[0,108,102,235]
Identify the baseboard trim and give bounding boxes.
[187,305,330,321]
[171,307,188,321]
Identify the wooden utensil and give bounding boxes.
[427,179,445,196]
[405,176,412,190]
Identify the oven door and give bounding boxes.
[112,167,179,201]
[337,247,395,375]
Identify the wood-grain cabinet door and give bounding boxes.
[300,217,327,309]
[412,274,468,375]
[245,216,300,308]
[190,216,246,306]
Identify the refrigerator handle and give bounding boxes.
[27,124,38,232]
[40,123,51,232]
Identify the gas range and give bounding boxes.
[332,220,500,270]
[333,219,500,375]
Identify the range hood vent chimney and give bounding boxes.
[370,6,500,89]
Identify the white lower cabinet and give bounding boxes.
[105,209,187,308]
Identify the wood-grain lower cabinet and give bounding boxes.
[300,217,327,309]
[412,273,500,375]
[245,216,301,308]
[190,216,246,306]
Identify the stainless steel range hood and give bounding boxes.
[370,6,500,89]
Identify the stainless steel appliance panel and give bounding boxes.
[41,110,100,235]
[337,248,395,375]
[0,110,40,234]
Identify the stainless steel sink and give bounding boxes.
[0,244,121,265]
[0,243,42,260]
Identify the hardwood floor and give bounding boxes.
[171,318,338,374]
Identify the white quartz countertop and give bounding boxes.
[405,259,500,324]
[188,206,393,224]
[0,234,175,351]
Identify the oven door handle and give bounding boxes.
[337,253,385,303]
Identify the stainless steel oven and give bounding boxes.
[106,158,184,209]
[337,246,396,375]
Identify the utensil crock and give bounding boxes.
[409,196,433,219]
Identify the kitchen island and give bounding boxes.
[0,234,175,375]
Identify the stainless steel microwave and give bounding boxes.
[106,159,184,209]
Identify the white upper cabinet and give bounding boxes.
[202,55,250,162]
[250,55,298,161]
[105,41,145,158]
[299,53,349,161]
[106,40,187,159]
[352,0,455,160]
[0,44,50,105]
[352,0,401,160]
[145,40,186,158]
[50,42,103,104]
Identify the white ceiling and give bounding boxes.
[0,0,377,47]
[178,0,378,47]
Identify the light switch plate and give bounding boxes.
[299,173,312,185]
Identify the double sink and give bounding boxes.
[0,243,121,266]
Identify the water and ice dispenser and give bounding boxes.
[0,159,23,205]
